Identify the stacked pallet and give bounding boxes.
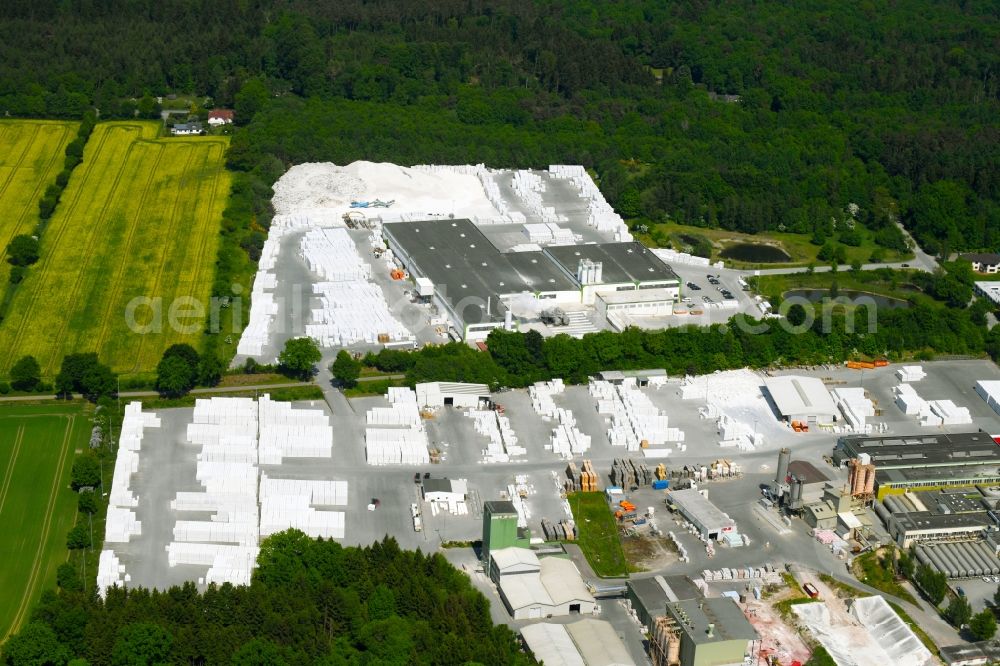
[540,518,578,541]
[610,458,652,489]
[581,459,598,491]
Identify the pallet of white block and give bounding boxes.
[96,550,128,598]
[166,542,259,569]
[366,403,421,426]
[387,386,417,403]
[173,520,258,546]
[105,507,141,543]
[260,476,348,505]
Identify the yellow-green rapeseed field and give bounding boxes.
[0,122,230,377]
[0,120,78,286]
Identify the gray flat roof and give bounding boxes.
[665,597,758,645]
[485,500,518,515]
[546,242,679,285]
[941,640,1000,665]
[788,460,829,485]
[668,489,735,532]
[877,465,1000,486]
[763,376,837,418]
[892,511,992,532]
[384,219,577,326]
[628,575,702,618]
[837,431,1000,469]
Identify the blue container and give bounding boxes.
[652,480,669,490]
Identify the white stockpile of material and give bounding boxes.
[652,247,712,267]
[258,395,334,464]
[976,380,1000,417]
[387,386,418,404]
[99,403,160,597]
[716,413,762,451]
[832,387,877,433]
[679,370,788,446]
[528,378,564,418]
[301,227,413,347]
[548,164,632,241]
[236,226,284,357]
[550,423,591,458]
[96,551,127,599]
[167,396,344,587]
[892,384,965,425]
[590,378,684,452]
[365,396,430,465]
[928,399,972,425]
[793,594,933,666]
[259,474,347,539]
[510,170,563,224]
[509,477,532,528]
[367,403,421,427]
[466,409,523,462]
[273,162,501,219]
[896,366,926,382]
[105,402,159,543]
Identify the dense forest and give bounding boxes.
[1,0,997,255]
[361,304,1000,389]
[2,531,530,666]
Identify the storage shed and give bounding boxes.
[521,619,636,666]
[667,489,737,541]
[762,375,838,425]
[415,382,491,408]
[492,549,596,619]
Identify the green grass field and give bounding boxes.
[636,221,913,268]
[567,492,629,578]
[0,122,230,379]
[0,120,79,286]
[0,402,89,642]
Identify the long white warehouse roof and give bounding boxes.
[763,375,837,417]
[498,557,594,611]
[522,619,636,666]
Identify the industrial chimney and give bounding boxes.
[775,448,791,485]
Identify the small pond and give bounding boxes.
[784,289,911,309]
[678,234,704,246]
[719,242,791,263]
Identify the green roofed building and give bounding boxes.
[483,500,519,577]
[664,598,758,666]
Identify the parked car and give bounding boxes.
[702,296,712,303]
[686,282,701,290]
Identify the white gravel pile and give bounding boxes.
[271,161,501,220]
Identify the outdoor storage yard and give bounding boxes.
[0,403,89,642]
[235,161,765,363]
[0,121,230,377]
[107,360,1000,594]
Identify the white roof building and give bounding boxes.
[763,375,838,424]
[491,548,596,619]
[415,382,490,408]
[521,619,635,666]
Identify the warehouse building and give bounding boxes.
[833,431,1000,468]
[940,640,1000,666]
[384,219,580,339]
[415,382,491,408]
[833,431,1000,498]
[521,619,636,666]
[545,243,681,306]
[762,376,838,425]
[666,489,738,541]
[490,548,596,619]
[421,477,467,507]
[383,219,680,340]
[876,489,996,548]
[626,575,702,628]
[663,598,758,666]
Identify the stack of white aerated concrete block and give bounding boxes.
[896,365,927,382]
